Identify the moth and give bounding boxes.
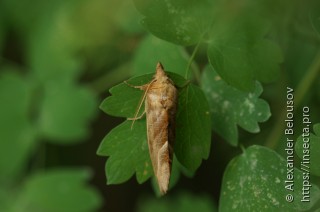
[125,62,178,194]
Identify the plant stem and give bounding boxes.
[265,50,320,149]
[185,41,201,82]
[295,51,320,106]
[240,144,246,153]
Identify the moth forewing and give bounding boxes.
[126,63,178,195]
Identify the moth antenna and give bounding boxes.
[130,79,157,129]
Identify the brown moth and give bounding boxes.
[125,62,177,194]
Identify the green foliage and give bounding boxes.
[0,71,36,182]
[295,123,320,176]
[201,65,271,146]
[137,192,217,212]
[1,0,320,210]
[38,82,97,141]
[174,84,211,170]
[18,169,102,212]
[133,35,189,77]
[133,0,213,46]
[0,69,100,209]
[98,72,210,186]
[219,145,320,211]
[208,16,283,91]
[0,0,113,210]
[97,1,320,211]
[134,0,283,91]
[0,169,101,212]
[0,65,97,184]
[97,120,152,184]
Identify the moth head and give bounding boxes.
[154,62,168,81]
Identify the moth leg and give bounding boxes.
[127,111,146,120]
[124,80,148,90]
[128,110,146,129]
[126,78,156,129]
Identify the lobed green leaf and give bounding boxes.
[38,82,97,142]
[201,65,271,146]
[97,120,152,184]
[219,145,320,212]
[208,17,283,91]
[133,0,214,46]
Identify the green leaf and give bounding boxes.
[20,168,102,212]
[201,65,270,146]
[97,120,152,184]
[133,0,213,46]
[98,72,211,186]
[137,192,217,212]
[27,8,82,83]
[38,82,97,142]
[25,0,120,83]
[295,123,320,176]
[208,16,283,91]
[175,84,211,171]
[0,71,36,182]
[0,187,13,212]
[114,0,144,33]
[133,35,190,76]
[219,145,320,212]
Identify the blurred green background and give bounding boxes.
[0,0,218,211]
[0,0,319,211]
